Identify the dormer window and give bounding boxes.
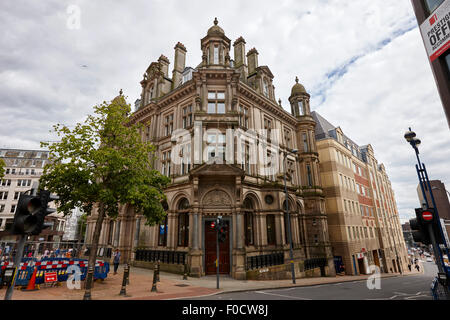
[263,80,269,98]
[298,101,304,116]
[213,46,219,64]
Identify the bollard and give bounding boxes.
[156,260,160,282]
[83,266,94,300]
[119,264,129,296]
[126,263,130,285]
[151,264,157,292]
[183,263,188,280]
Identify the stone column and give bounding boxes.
[167,212,176,249]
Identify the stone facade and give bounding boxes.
[312,112,409,275]
[85,19,336,280]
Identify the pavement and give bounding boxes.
[0,262,426,300]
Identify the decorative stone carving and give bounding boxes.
[202,190,231,206]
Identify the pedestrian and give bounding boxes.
[415,264,420,272]
[339,263,345,275]
[408,264,411,272]
[55,248,60,257]
[113,248,121,275]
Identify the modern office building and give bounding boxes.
[312,112,409,275]
[411,0,450,127]
[417,180,450,220]
[85,19,336,280]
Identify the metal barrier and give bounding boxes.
[304,258,328,271]
[246,252,284,270]
[135,249,186,265]
[431,277,450,300]
[0,258,109,286]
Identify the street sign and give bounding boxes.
[422,210,433,221]
[419,0,450,62]
[44,272,57,283]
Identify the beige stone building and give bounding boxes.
[85,19,336,280]
[312,112,409,275]
[0,148,65,242]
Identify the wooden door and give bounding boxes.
[205,220,230,275]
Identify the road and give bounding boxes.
[191,262,438,300]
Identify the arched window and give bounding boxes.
[298,100,304,116]
[177,198,190,247]
[266,215,276,245]
[283,200,294,245]
[243,198,254,246]
[297,203,306,246]
[158,201,169,246]
[108,220,114,245]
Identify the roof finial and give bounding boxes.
[119,89,123,96]
[214,17,218,25]
[295,76,299,84]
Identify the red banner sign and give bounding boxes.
[45,272,57,283]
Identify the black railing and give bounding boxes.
[135,249,186,265]
[304,258,327,271]
[246,252,284,270]
[83,246,112,258]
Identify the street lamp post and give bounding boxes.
[283,149,298,284]
[404,128,450,275]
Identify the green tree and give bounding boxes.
[0,158,5,180]
[40,92,169,299]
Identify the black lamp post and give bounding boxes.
[404,128,450,275]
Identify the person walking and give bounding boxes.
[415,264,420,272]
[113,249,121,275]
[408,264,412,272]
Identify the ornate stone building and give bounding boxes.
[85,19,335,279]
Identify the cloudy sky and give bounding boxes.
[1,0,449,222]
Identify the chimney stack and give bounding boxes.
[247,48,258,75]
[172,42,187,89]
[233,37,248,82]
[158,55,170,77]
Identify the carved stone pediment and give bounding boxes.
[202,189,231,206]
[190,163,244,177]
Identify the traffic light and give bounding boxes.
[217,218,227,243]
[409,208,445,246]
[11,190,58,235]
[409,208,431,245]
[424,208,446,245]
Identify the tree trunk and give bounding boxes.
[84,202,105,298]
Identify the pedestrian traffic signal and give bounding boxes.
[217,219,227,243]
[423,208,445,245]
[11,190,58,235]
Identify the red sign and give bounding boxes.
[45,272,57,283]
[422,211,433,221]
[210,222,215,229]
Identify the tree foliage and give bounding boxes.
[0,158,5,180]
[40,94,169,223]
[40,93,169,298]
